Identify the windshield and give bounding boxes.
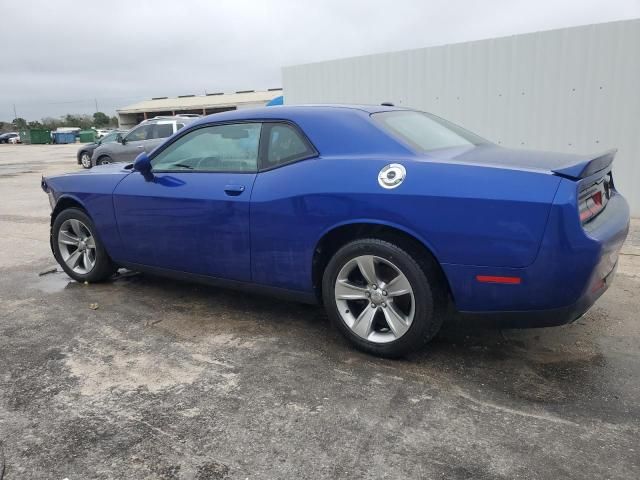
[100,131,120,144]
[373,110,488,152]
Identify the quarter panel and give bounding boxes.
[250,156,561,292]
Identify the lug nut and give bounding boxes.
[382,290,387,296]
[365,291,371,297]
[371,303,376,308]
[372,284,377,289]
[382,303,387,308]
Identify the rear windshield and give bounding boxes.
[372,110,488,152]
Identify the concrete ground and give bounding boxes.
[0,144,639,480]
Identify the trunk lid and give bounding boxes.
[426,145,616,179]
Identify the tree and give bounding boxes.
[93,111,110,127]
[110,116,119,127]
[41,117,58,130]
[63,114,93,130]
[12,117,28,130]
[27,120,43,129]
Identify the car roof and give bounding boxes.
[192,104,409,126]
[188,104,416,157]
[142,115,200,121]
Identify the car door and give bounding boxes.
[112,122,262,281]
[114,124,153,163]
[250,122,319,290]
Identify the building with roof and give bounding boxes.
[117,89,282,128]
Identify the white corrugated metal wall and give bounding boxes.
[282,19,640,216]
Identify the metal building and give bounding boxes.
[283,19,640,215]
[117,89,282,129]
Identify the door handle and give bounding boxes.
[224,184,245,196]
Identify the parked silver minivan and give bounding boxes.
[91,115,199,166]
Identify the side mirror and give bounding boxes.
[133,152,153,180]
[117,133,126,145]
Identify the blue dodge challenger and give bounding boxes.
[42,105,630,357]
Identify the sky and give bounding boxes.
[1,0,638,121]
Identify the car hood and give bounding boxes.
[47,162,131,181]
[85,163,133,175]
[42,163,133,198]
[425,144,614,179]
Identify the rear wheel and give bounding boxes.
[96,155,112,166]
[322,238,444,357]
[80,152,92,168]
[52,208,116,283]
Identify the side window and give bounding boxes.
[265,123,315,169]
[176,123,185,130]
[153,123,174,139]
[126,125,152,142]
[151,123,261,172]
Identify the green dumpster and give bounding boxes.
[79,130,96,143]
[19,130,30,144]
[28,129,52,144]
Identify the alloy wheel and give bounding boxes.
[334,255,415,343]
[57,219,97,274]
[81,153,91,168]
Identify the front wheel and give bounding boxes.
[52,208,116,283]
[322,238,444,357]
[80,152,92,168]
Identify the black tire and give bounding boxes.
[80,151,92,168]
[322,238,445,357]
[96,155,112,166]
[51,208,117,283]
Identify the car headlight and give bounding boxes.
[41,177,56,210]
[47,190,56,210]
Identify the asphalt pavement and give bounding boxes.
[0,144,638,479]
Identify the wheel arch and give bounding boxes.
[51,195,90,226]
[311,221,453,304]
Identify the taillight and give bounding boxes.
[579,174,611,224]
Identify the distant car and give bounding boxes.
[95,129,112,139]
[77,130,126,169]
[42,105,629,357]
[91,116,198,166]
[8,133,21,144]
[0,132,19,144]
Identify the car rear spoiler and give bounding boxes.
[552,149,616,180]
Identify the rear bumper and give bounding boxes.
[443,177,630,327]
[455,260,618,328]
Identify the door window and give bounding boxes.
[153,123,174,139]
[151,123,261,172]
[264,123,315,169]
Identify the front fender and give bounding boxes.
[43,170,130,259]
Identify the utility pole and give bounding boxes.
[13,104,17,121]
[94,98,99,113]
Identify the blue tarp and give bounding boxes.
[266,95,284,106]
